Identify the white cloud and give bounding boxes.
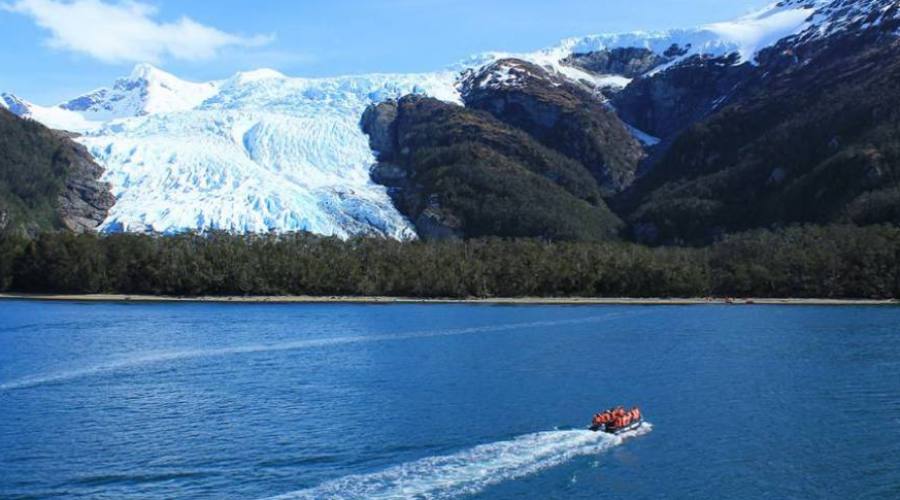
[3,0,273,64]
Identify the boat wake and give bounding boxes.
[0,310,644,392]
[267,424,652,500]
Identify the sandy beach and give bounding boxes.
[0,293,895,306]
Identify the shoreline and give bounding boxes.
[0,293,896,306]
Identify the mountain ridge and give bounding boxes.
[3,0,896,241]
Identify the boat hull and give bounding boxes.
[590,418,643,434]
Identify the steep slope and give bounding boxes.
[609,0,900,142]
[361,96,622,240]
[459,59,644,194]
[0,108,114,235]
[611,53,756,142]
[620,6,900,244]
[562,47,672,80]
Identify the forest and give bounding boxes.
[1,224,897,299]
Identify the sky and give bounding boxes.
[0,0,772,104]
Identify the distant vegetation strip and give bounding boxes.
[1,224,898,299]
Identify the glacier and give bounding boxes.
[85,69,464,237]
[3,0,861,238]
[8,68,462,237]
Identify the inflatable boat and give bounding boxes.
[590,406,643,434]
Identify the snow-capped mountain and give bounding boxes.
[4,0,894,238]
[2,92,99,132]
[60,63,220,121]
[785,0,899,43]
[458,0,823,89]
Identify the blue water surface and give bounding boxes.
[1,301,899,499]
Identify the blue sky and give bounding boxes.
[1,0,771,104]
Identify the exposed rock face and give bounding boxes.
[361,95,623,241]
[0,108,114,235]
[359,100,398,158]
[56,138,116,233]
[612,53,757,140]
[562,48,669,79]
[460,59,644,195]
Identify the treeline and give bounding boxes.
[0,224,898,299]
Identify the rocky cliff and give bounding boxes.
[562,47,675,79]
[611,53,756,142]
[0,109,114,235]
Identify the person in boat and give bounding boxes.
[593,410,613,428]
[596,406,643,430]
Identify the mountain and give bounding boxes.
[4,0,898,242]
[60,64,220,121]
[361,95,622,240]
[615,0,900,243]
[0,108,114,235]
[459,59,644,195]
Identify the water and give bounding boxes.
[1,301,898,499]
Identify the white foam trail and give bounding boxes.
[267,424,652,500]
[0,311,642,392]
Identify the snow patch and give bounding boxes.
[626,124,661,147]
[2,92,100,132]
[473,59,552,90]
[231,68,287,84]
[705,4,816,63]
